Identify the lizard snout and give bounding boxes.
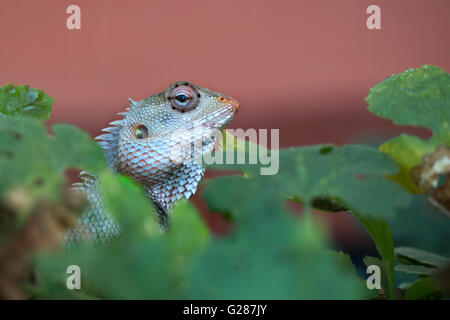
[218,96,240,112]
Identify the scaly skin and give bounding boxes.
[64,81,238,244]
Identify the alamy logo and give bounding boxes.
[168,123,280,175]
[66,5,81,30]
[366,265,381,290]
[66,265,81,290]
[366,5,381,30]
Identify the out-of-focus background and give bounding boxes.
[1,0,449,252]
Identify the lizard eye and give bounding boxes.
[133,124,149,139]
[167,83,199,112]
[175,94,188,103]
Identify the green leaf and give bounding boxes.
[102,173,210,256]
[0,117,106,208]
[367,65,450,192]
[395,264,438,276]
[169,201,211,259]
[207,143,411,221]
[205,142,411,299]
[0,84,54,120]
[102,173,159,240]
[331,251,378,299]
[188,211,363,299]
[357,217,395,299]
[404,277,438,300]
[203,142,413,299]
[395,246,450,269]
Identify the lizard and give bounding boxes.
[64,81,239,244]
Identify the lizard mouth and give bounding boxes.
[200,103,237,131]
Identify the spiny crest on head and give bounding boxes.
[95,97,139,171]
[128,98,141,109]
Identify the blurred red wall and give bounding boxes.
[1,0,449,247]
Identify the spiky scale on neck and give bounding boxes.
[64,81,238,243]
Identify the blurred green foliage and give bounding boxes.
[0,66,449,300]
[0,117,106,208]
[205,141,409,299]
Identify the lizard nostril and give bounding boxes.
[218,96,239,112]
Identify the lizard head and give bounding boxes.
[96,81,238,226]
[97,81,239,170]
[126,81,238,138]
